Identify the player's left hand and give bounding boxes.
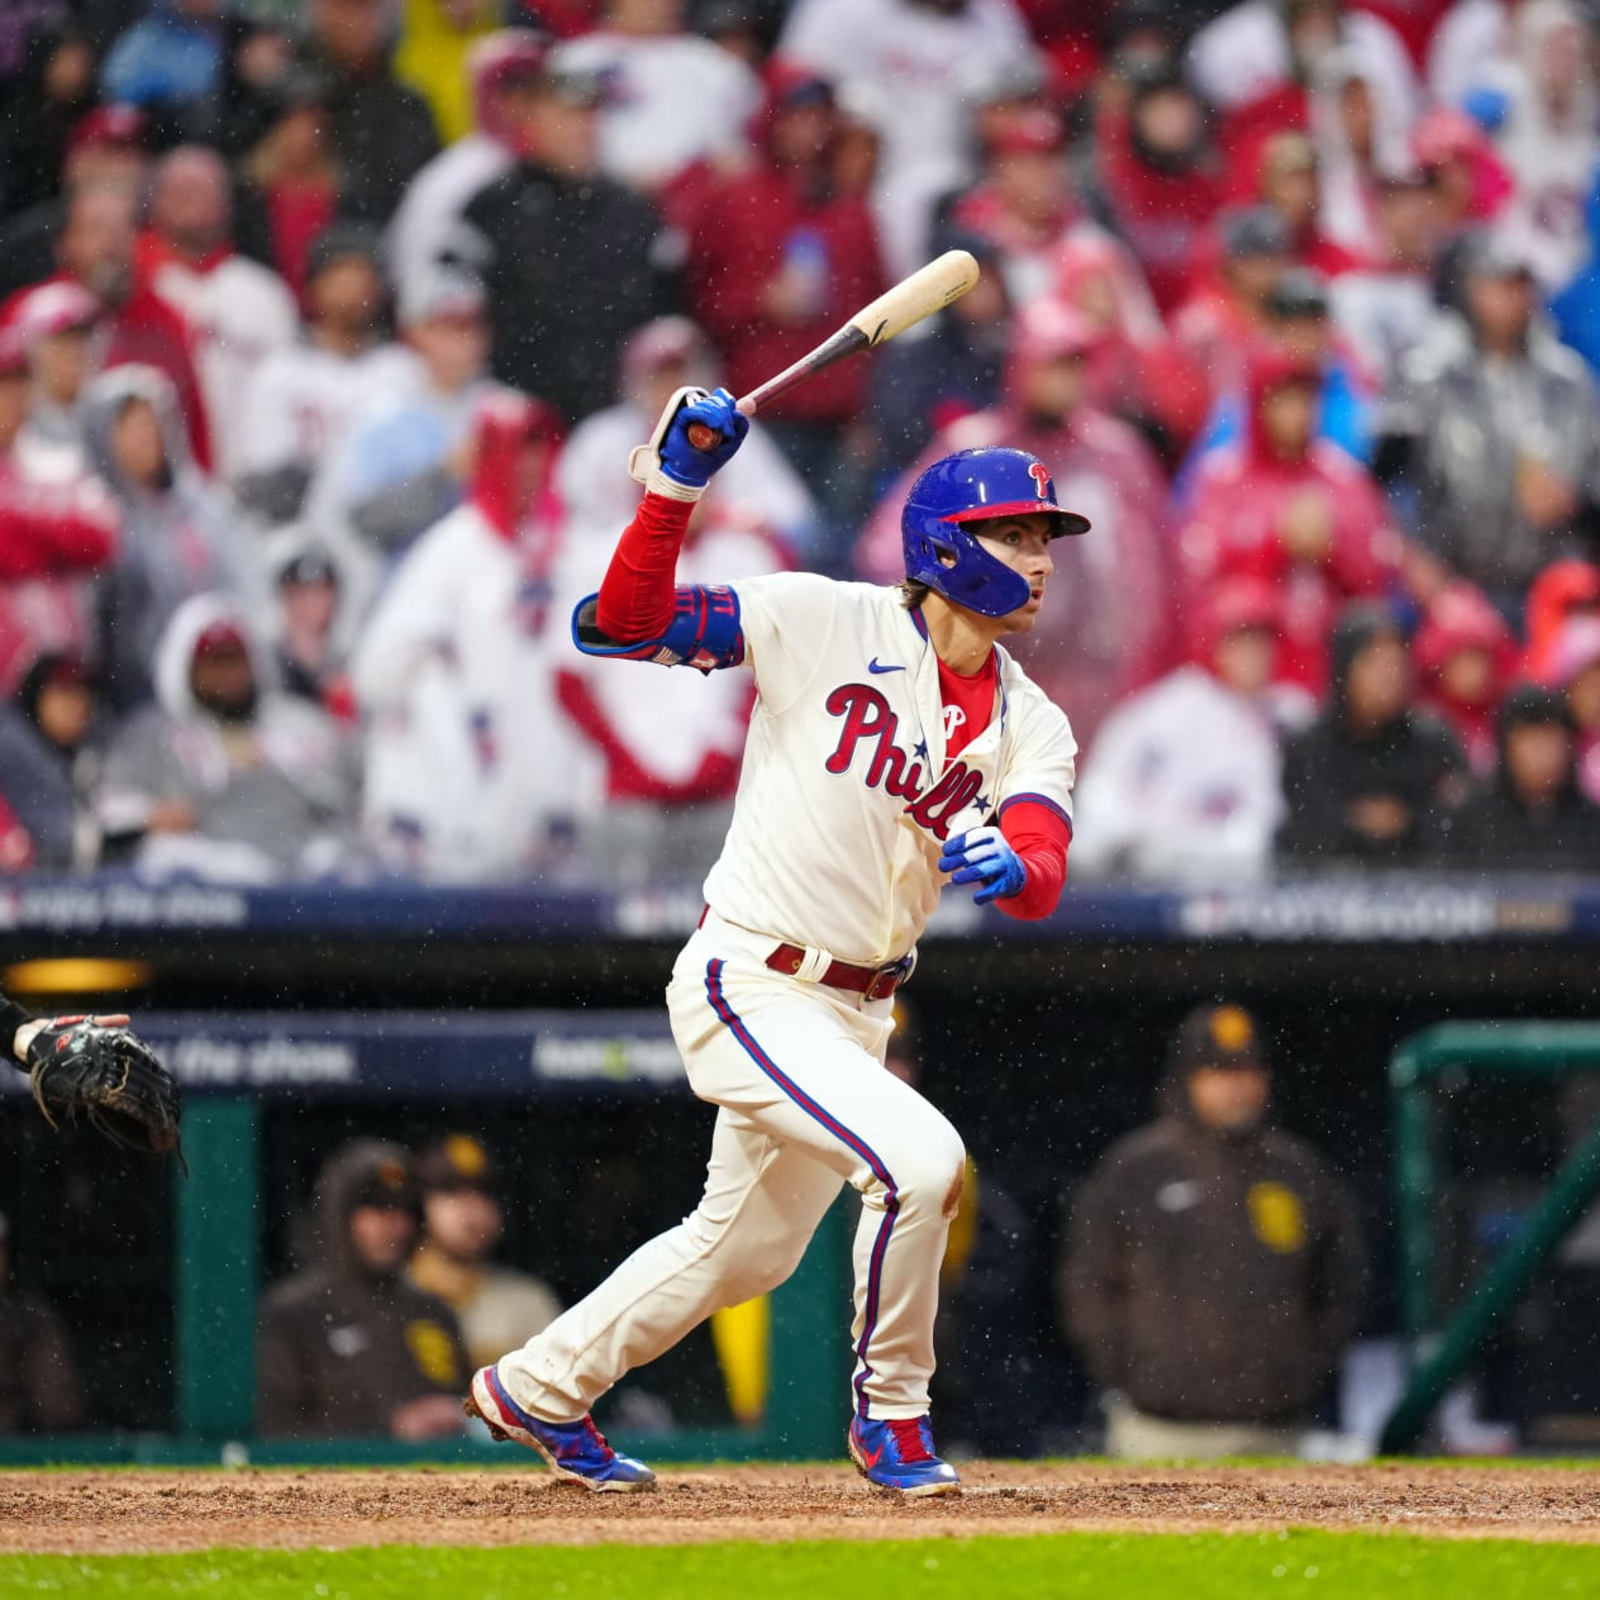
[939,826,1027,906]
[16,1014,184,1166]
[629,385,749,492]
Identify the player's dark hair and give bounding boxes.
[898,579,931,609]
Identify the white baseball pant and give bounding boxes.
[496,909,966,1423]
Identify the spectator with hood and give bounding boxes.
[857,297,1174,748]
[1187,0,1419,155]
[463,45,678,427]
[1060,1002,1366,1459]
[1179,347,1410,698]
[683,63,885,520]
[1412,580,1519,774]
[352,390,600,881]
[1488,0,1598,293]
[1438,683,1600,870]
[1306,44,1416,263]
[1277,602,1468,865]
[258,1140,470,1438]
[1521,559,1600,682]
[1050,229,1206,456]
[386,30,542,308]
[556,315,818,559]
[1388,229,1600,619]
[134,145,300,483]
[1079,59,1224,315]
[0,652,104,872]
[96,592,356,882]
[1071,579,1312,883]
[81,364,263,711]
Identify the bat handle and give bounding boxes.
[685,394,756,452]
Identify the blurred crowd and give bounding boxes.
[0,0,1599,884]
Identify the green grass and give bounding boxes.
[3,1531,1599,1600]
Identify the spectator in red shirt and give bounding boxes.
[684,63,886,539]
[1412,580,1519,775]
[50,180,213,470]
[1172,204,1292,415]
[236,70,344,307]
[1177,346,1406,696]
[1081,60,1225,314]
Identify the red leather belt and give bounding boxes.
[764,943,912,1000]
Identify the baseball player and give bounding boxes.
[465,386,1082,1495]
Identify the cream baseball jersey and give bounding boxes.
[685,572,1078,966]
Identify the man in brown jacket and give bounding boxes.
[1059,1003,1366,1458]
[257,1140,471,1439]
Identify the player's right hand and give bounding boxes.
[657,386,749,488]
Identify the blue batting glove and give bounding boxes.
[658,386,749,488]
[939,825,1027,906]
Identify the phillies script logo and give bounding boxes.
[823,685,984,839]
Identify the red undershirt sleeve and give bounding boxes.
[996,799,1072,921]
[594,492,696,643]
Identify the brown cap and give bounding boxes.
[417,1133,501,1196]
[1170,1003,1267,1073]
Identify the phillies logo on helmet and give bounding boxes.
[899,447,1090,619]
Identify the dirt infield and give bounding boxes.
[2,1463,1598,1553]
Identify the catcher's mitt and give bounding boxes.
[18,1014,184,1167]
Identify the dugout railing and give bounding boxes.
[1381,1022,1600,1454]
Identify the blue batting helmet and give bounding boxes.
[901,447,1090,618]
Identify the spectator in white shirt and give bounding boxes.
[1071,579,1314,883]
[137,145,301,482]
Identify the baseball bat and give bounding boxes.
[685,249,980,450]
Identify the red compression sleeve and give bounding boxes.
[996,799,1072,921]
[594,492,696,643]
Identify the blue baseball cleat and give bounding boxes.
[848,1414,962,1496]
[464,1364,657,1492]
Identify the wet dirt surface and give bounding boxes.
[3,1462,1599,1553]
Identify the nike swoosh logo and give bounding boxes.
[862,1444,884,1469]
[867,659,904,674]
